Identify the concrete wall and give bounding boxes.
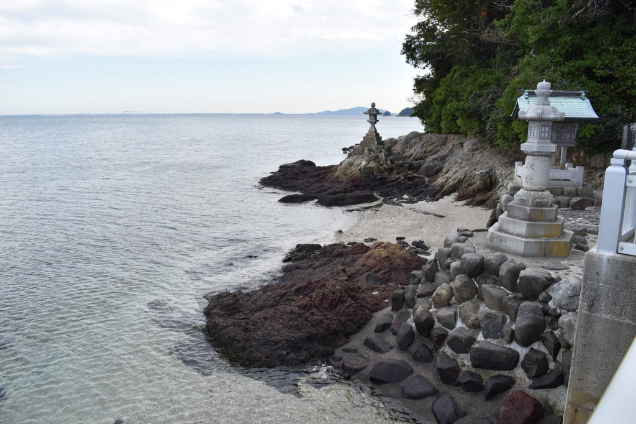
[564,248,636,423]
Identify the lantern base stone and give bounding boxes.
[507,203,559,222]
[487,223,573,258]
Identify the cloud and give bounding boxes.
[0,0,416,60]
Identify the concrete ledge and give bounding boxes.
[498,213,565,238]
[565,249,636,423]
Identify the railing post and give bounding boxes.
[597,157,628,253]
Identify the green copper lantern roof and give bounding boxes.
[511,90,599,121]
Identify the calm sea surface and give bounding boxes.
[0,114,423,423]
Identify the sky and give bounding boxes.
[0,0,422,115]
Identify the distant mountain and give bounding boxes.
[313,106,389,116]
[398,107,415,117]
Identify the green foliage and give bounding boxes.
[402,0,636,150]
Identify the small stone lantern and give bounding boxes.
[360,102,383,150]
[487,80,573,257]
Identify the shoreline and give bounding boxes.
[204,146,600,422]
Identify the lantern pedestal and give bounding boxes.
[487,80,573,257]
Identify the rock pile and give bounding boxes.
[332,228,580,422]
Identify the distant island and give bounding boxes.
[398,107,414,117]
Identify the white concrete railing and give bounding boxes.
[597,149,636,255]
[514,162,584,187]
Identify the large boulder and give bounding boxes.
[422,260,439,283]
[521,348,549,379]
[529,371,564,389]
[437,306,457,330]
[374,313,393,333]
[432,283,454,309]
[539,331,561,360]
[470,341,519,370]
[435,271,452,285]
[444,233,460,248]
[552,276,582,311]
[446,327,476,354]
[517,268,553,301]
[475,274,498,299]
[484,253,508,277]
[437,248,452,270]
[369,359,413,384]
[479,309,506,340]
[391,310,411,335]
[413,303,435,337]
[412,342,434,363]
[558,311,578,347]
[459,299,482,328]
[417,283,438,298]
[570,196,594,211]
[397,323,415,351]
[429,327,449,351]
[451,274,477,304]
[497,390,544,424]
[409,271,422,285]
[502,294,524,321]
[404,285,418,309]
[457,371,484,393]
[436,352,460,385]
[433,393,459,424]
[391,290,405,311]
[342,356,368,375]
[498,259,526,292]
[482,284,508,311]
[401,375,437,399]
[514,302,546,347]
[364,335,391,353]
[450,261,467,280]
[484,375,515,400]
[461,253,485,278]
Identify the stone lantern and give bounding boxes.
[487,80,574,257]
[360,102,383,150]
[517,80,565,202]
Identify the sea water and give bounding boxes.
[0,114,423,423]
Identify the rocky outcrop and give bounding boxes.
[204,242,425,367]
[335,132,520,207]
[261,133,520,207]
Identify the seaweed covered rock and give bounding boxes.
[204,242,424,367]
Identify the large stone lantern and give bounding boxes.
[360,102,383,150]
[487,80,574,257]
[517,80,565,205]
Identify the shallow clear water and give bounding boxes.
[0,114,423,423]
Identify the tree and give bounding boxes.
[402,0,636,151]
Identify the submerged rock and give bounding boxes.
[401,375,437,399]
[458,371,484,393]
[374,314,393,333]
[433,393,460,424]
[484,375,515,400]
[436,352,460,385]
[412,342,434,363]
[370,359,413,384]
[364,335,391,353]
